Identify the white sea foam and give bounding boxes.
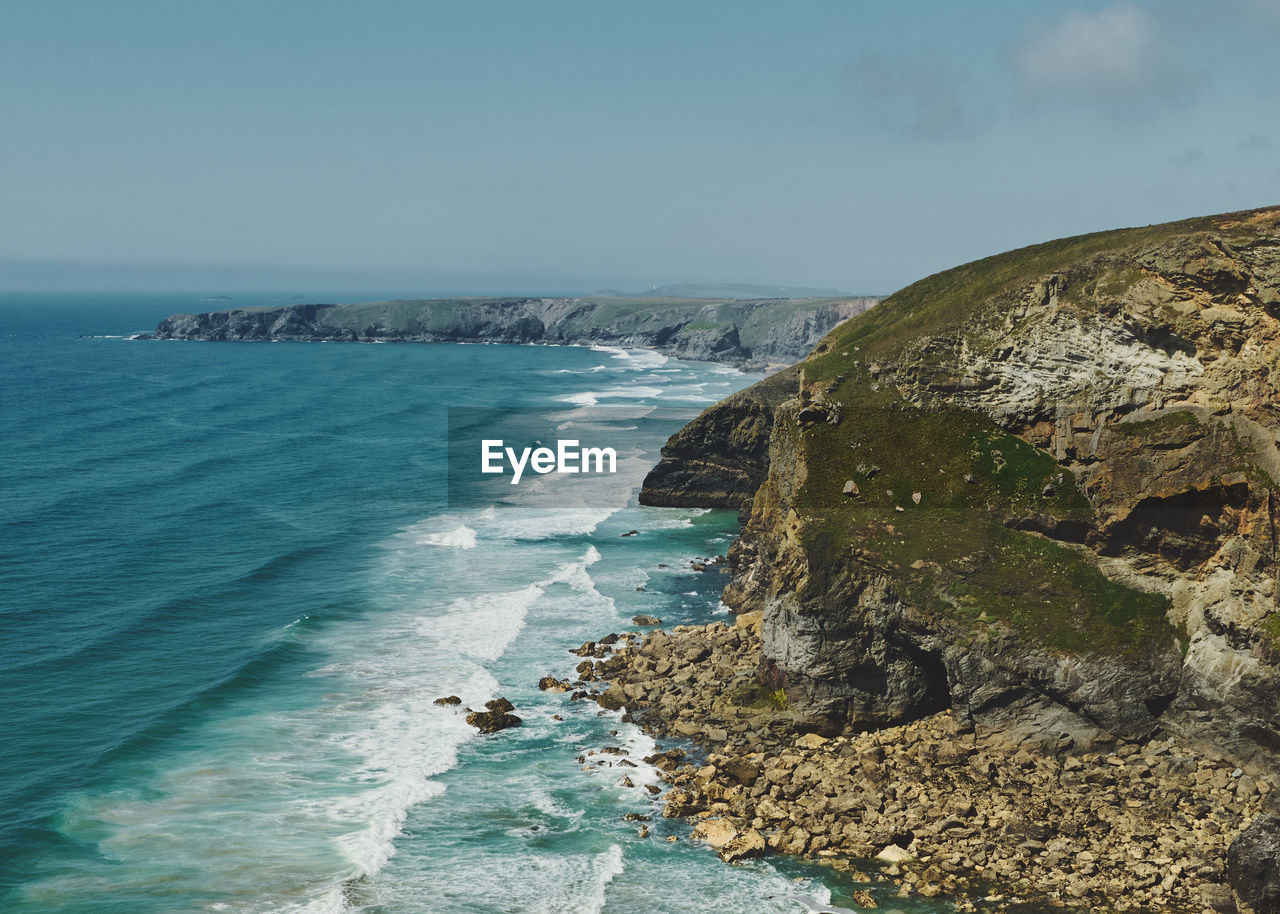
[274,882,348,914]
[638,507,712,529]
[529,787,587,823]
[557,391,599,407]
[415,524,478,549]
[534,844,625,914]
[595,385,666,400]
[556,384,666,406]
[589,345,670,370]
[427,585,543,661]
[478,507,614,540]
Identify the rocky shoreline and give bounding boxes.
[553,617,1275,913]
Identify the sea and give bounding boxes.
[0,293,941,914]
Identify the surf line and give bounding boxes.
[481,439,618,485]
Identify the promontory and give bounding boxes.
[144,294,877,371]
[610,205,1280,912]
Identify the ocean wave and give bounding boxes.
[426,584,544,662]
[533,844,625,914]
[556,391,599,407]
[597,385,666,399]
[637,507,712,529]
[415,524,478,549]
[590,346,670,370]
[478,507,615,541]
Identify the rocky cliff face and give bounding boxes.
[641,206,1280,773]
[638,366,800,518]
[147,296,877,371]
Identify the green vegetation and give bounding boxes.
[1112,410,1201,439]
[793,365,1173,658]
[764,209,1280,658]
[1262,613,1280,648]
[733,682,791,711]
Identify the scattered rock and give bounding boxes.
[632,615,662,626]
[851,889,878,909]
[465,708,522,733]
[580,613,1269,911]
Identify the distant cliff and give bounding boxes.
[146,296,878,370]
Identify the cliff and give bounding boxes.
[641,206,1280,774]
[145,295,878,371]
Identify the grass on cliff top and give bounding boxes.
[794,367,1173,658]
[811,205,1280,366]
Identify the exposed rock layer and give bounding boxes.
[640,206,1280,772]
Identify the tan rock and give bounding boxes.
[796,732,828,750]
[876,844,914,864]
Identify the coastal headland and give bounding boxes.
[596,206,1280,913]
[143,294,878,372]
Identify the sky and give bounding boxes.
[2,0,1279,295]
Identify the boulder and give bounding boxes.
[1230,810,1280,914]
[596,683,627,711]
[692,818,767,863]
[465,709,522,733]
[465,697,522,733]
[875,844,914,864]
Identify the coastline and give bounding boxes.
[566,614,1273,912]
[138,295,879,372]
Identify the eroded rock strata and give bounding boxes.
[629,207,1280,911]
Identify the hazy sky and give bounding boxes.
[3,1,1279,294]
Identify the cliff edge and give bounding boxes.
[641,206,1280,773]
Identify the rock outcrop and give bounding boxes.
[1230,807,1280,914]
[145,296,877,371]
[640,205,1280,767]
[639,367,801,516]
[465,697,522,733]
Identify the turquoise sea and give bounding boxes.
[0,293,938,913]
